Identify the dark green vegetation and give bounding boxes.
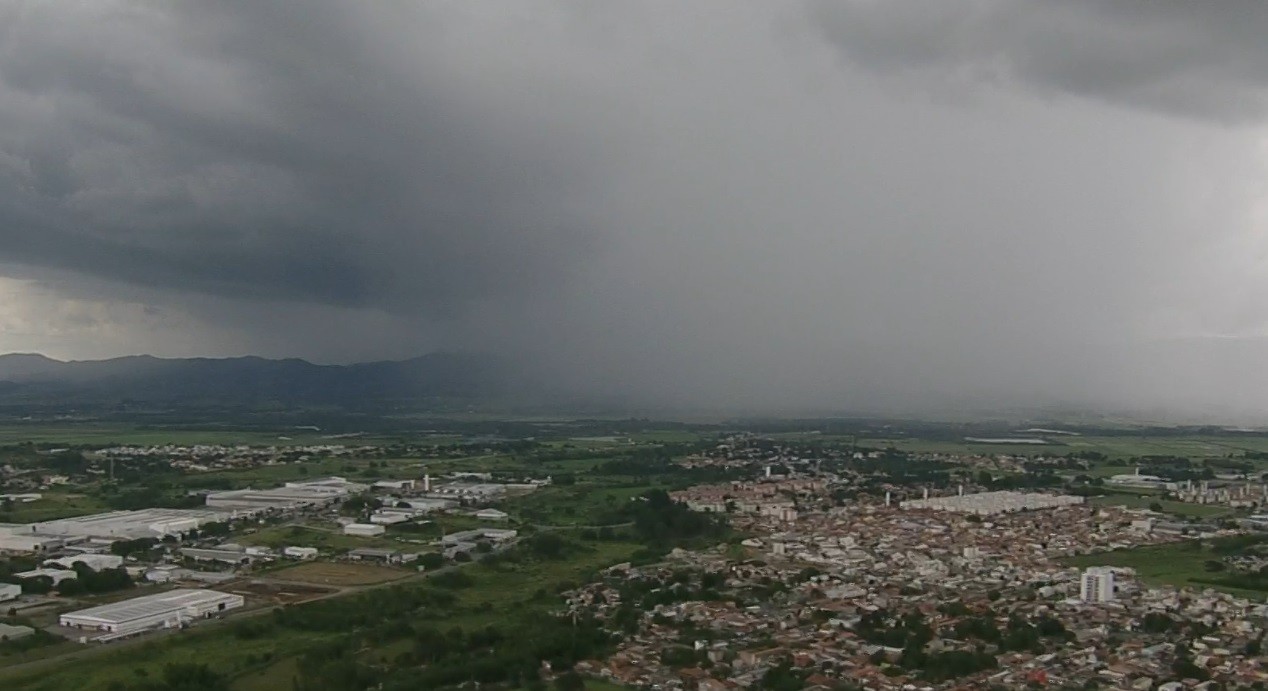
[854,608,1069,682]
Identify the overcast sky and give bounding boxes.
[2,1,1268,418]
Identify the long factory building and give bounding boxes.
[59,589,244,637]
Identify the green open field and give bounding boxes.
[0,492,111,523]
[235,523,427,552]
[1087,494,1237,519]
[180,455,430,490]
[1064,541,1268,599]
[233,539,644,691]
[504,483,655,527]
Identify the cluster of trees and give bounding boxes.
[759,659,809,691]
[610,568,729,614]
[288,615,617,691]
[850,456,955,488]
[906,649,998,682]
[110,537,160,558]
[618,489,727,546]
[340,494,383,515]
[596,456,749,484]
[19,564,133,596]
[856,609,933,650]
[949,612,1071,653]
[855,607,1071,680]
[270,584,455,633]
[99,485,203,511]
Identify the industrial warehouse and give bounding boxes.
[58,589,244,638]
[24,508,233,540]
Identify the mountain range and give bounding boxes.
[0,353,507,409]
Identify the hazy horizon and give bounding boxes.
[3,2,1268,419]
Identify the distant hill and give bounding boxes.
[0,352,508,409]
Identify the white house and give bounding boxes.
[282,546,319,560]
[343,523,386,537]
[474,509,509,522]
[0,583,20,602]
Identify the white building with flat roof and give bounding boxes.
[343,523,385,537]
[1080,567,1116,603]
[474,509,509,522]
[373,480,416,491]
[283,546,319,560]
[0,623,33,641]
[284,477,368,494]
[0,583,19,602]
[204,487,344,513]
[29,508,231,540]
[59,589,244,636]
[0,533,63,554]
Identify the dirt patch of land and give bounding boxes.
[219,579,337,605]
[265,562,411,587]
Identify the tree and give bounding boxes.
[1148,502,1164,512]
[419,553,444,570]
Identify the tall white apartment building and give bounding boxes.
[1079,567,1115,603]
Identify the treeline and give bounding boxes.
[620,489,728,546]
[18,563,133,596]
[596,456,751,483]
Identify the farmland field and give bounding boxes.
[268,561,411,586]
[1087,494,1237,518]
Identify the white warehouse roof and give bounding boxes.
[60,589,242,630]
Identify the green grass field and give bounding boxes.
[0,492,112,523]
[1087,494,1237,519]
[234,539,644,691]
[1063,541,1268,599]
[504,483,655,527]
[235,523,425,552]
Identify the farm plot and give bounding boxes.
[267,561,411,587]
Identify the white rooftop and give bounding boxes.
[61,589,234,625]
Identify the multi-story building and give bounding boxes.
[1080,567,1115,603]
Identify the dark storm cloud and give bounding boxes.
[0,2,602,313]
[2,1,1268,420]
[811,0,1268,122]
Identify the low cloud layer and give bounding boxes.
[2,2,1268,419]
